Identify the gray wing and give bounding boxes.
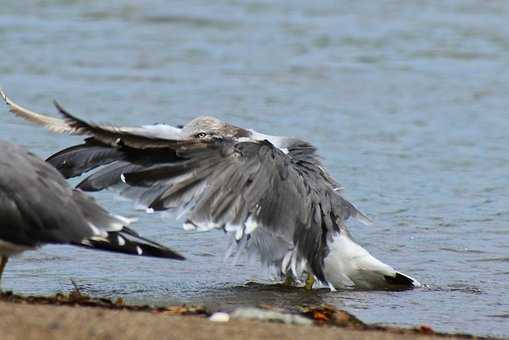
[0,142,97,246]
[0,141,184,259]
[1,89,186,148]
[122,139,368,280]
[28,106,367,279]
[1,93,368,275]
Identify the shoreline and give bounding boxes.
[0,292,489,340]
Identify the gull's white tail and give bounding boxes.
[323,232,421,290]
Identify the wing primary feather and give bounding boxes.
[52,100,197,149]
[0,89,73,133]
[75,230,185,260]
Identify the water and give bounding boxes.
[1,1,509,337]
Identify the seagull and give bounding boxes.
[0,139,184,289]
[1,89,420,290]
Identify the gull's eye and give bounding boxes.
[195,132,207,138]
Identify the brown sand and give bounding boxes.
[0,300,473,340]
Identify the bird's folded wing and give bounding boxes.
[0,142,95,245]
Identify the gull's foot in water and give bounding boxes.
[242,276,319,291]
[283,275,297,287]
[304,273,315,291]
[242,280,303,292]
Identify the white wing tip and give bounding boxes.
[112,214,137,226]
[0,88,7,103]
[355,211,373,225]
[117,235,126,246]
[244,216,259,235]
[0,88,14,109]
[183,222,196,231]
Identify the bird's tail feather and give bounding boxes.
[76,227,185,260]
[323,232,420,290]
[71,190,184,260]
[384,271,420,288]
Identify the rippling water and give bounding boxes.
[1,1,509,337]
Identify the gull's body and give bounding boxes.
[1,90,420,290]
[0,139,184,288]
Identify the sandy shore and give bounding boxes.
[0,292,483,340]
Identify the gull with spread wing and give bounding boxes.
[1,89,420,290]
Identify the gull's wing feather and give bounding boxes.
[0,141,107,245]
[76,161,144,191]
[52,100,189,149]
[47,139,126,178]
[0,140,184,260]
[118,139,366,280]
[1,89,188,147]
[1,89,72,133]
[1,91,370,274]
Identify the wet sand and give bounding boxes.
[0,294,482,340]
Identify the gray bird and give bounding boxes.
[1,89,420,290]
[0,139,184,289]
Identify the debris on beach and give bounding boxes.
[0,292,485,339]
[209,312,230,322]
[299,305,368,329]
[0,291,207,316]
[231,307,313,326]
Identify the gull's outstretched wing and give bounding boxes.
[1,89,71,133]
[52,100,193,149]
[2,91,369,279]
[118,137,369,280]
[1,89,191,183]
[1,89,186,147]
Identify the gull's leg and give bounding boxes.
[0,256,8,290]
[304,272,315,290]
[282,274,296,287]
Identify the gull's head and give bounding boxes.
[182,116,250,140]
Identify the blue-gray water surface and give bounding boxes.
[1,1,508,338]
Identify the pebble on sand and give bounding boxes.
[209,312,230,323]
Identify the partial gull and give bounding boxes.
[1,89,420,290]
[0,139,184,289]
